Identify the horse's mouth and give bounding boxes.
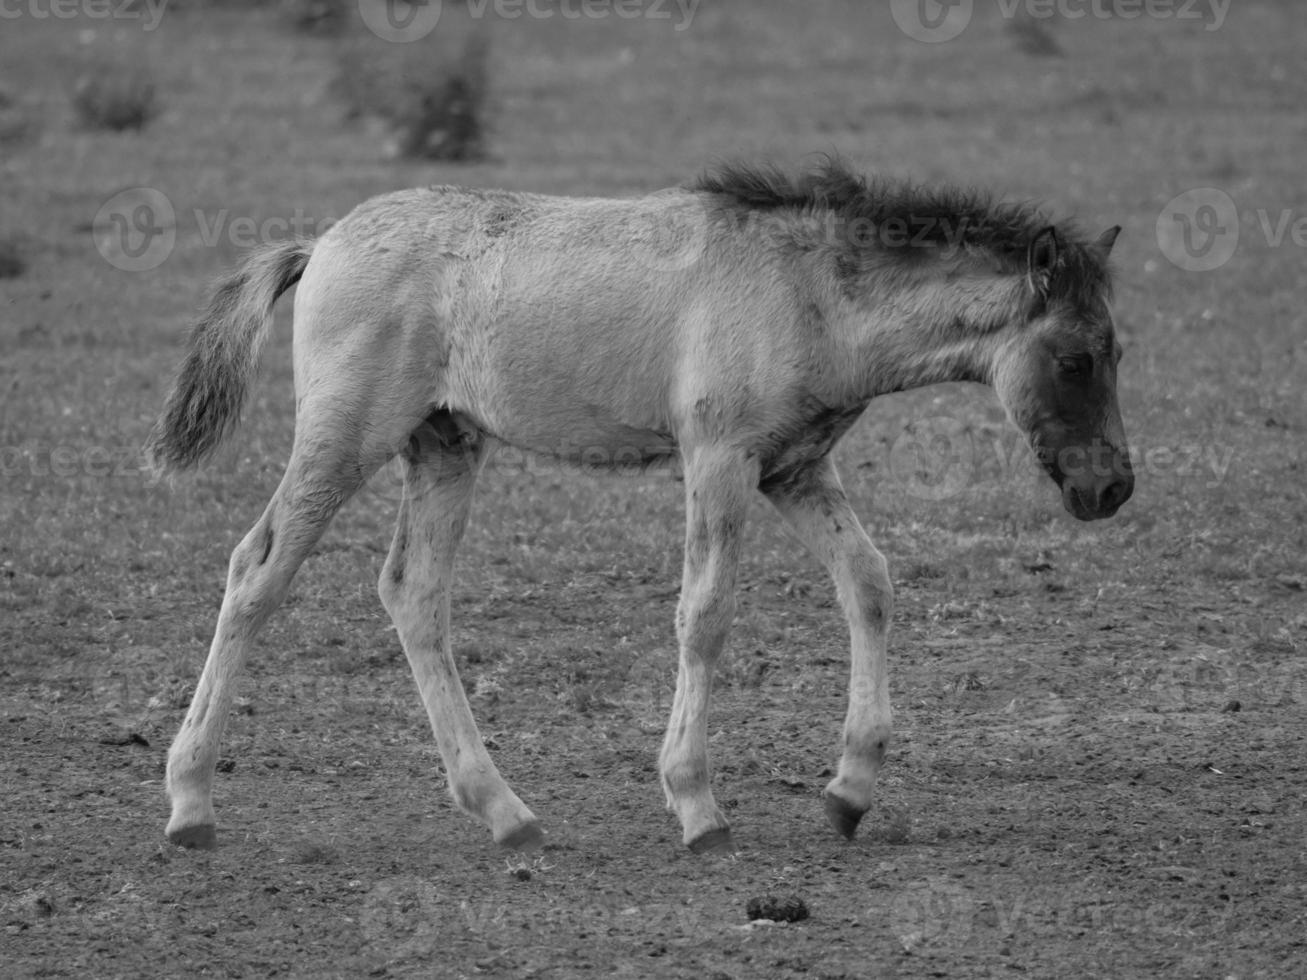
[1033,437,1133,520]
[1064,495,1117,521]
[1061,481,1131,521]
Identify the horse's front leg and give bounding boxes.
[765,456,893,840]
[659,445,757,854]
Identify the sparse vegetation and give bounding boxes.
[280,0,348,35]
[394,34,489,161]
[2,4,1305,979]
[0,236,25,278]
[1006,12,1063,57]
[332,25,491,161]
[71,62,157,131]
[0,83,34,144]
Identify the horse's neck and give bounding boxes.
[824,271,1021,401]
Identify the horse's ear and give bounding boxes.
[1027,226,1060,299]
[1092,225,1122,259]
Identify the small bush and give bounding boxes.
[280,0,349,35]
[0,237,25,279]
[0,84,34,144]
[72,63,157,132]
[329,45,382,122]
[395,35,488,161]
[333,30,490,162]
[1006,14,1063,58]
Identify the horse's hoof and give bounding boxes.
[823,792,866,840]
[687,826,737,855]
[497,821,545,853]
[167,823,218,850]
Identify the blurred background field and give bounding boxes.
[1,2,1305,977]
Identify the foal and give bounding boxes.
[147,160,1132,854]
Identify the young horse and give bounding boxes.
[147,160,1133,855]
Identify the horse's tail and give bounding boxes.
[145,238,314,475]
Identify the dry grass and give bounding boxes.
[2,4,1305,978]
[280,0,349,35]
[0,82,36,144]
[71,61,157,131]
[393,33,489,161]
[331,18,491,161]
[0,235,25,278]
[1005,11,1064,57]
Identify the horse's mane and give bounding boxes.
[691,158,1112,306]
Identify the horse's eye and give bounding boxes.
[1058,355,1090,377]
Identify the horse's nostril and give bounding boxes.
[1100,478,1131,512]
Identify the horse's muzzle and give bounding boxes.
[1058,446,1134,520]
[1062,473,1132,520]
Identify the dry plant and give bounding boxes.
[331,22,491,161]
[0,236,25,279]
[1006,12,1064,57]
[71,62,158,131]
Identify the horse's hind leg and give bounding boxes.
[378,414,542,850]
[659,445,757,854]
[166,448,364,848]
[765,456,893,840]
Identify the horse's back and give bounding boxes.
[293,183,807,461]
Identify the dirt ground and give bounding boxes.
[5,556,1306,978]
[2,3,1305,978]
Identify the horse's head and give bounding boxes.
[992,225,1133,521]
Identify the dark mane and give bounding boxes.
[690,159,1111,307]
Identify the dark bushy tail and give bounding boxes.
[145,239,314,474]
